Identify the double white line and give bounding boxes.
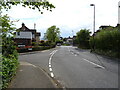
[49,50,58,77]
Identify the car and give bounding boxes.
[56,43,61,46]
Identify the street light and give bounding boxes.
[90,4,95,51]
[90,4,95,34]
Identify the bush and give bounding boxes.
[90,28,120,58]
[1,15,19,89]
[17,45,56,53]
[2,55,19,89]
[17,48,29,53]
[39,40,52,46]
[62,43,71,46]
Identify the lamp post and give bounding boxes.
[90,4,95,34]
[90,4,95,51]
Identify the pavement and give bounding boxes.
[8,61,57,89]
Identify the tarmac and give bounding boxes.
[8,61,58,89]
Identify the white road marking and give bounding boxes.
[49,50,57,55]
[49,64,51,67]
[49,68,53,71]
[49,51,54,55]
[48,50,58,78]
[83,58,105,69]
[49,57,52,64]
[49,62,51,65]
[50,72,54,77]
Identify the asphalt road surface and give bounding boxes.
[19,46,119,88]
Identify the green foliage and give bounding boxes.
[62,43,71,46]
[39,40,51,46]
[0,0,55,14]
[0,14,19,89]
[56,40,63,44]
[1,15,16,37]
[1,15,17,57]
[45,25,60,43]
[76,29,91,48]
[32,42,38,46]
[2,55,19,89]
[90,27,120,58]
[73,38,78,46]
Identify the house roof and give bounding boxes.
[18,23,41,37]
[99,25,114,30]
[19,23,37,32]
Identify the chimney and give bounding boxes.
[22,23,25,27]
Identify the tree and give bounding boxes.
[0,0,55,14]
[76,29,91,48]
[45,25,60,43]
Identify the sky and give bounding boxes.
[2,0,120,39]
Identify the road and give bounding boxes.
[19,46,119,88]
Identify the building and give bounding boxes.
[118,1,120,24]
[99,25,113,30]
[66,36,73,45]
[14,23,41,47]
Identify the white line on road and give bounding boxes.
[48,50,58,78]
[49,68,53,71]
[50,72,54,77]
[49,51,54,55]
[49,62,51,65]
[49,50,57,55]
[49,57,52,64]
[83,58,105,69]
[49,64,51,68]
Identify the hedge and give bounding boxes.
[90,28,120,58]
[1,55,19,89]
[17,45,56,53]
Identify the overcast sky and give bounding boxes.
[2,0,120,39]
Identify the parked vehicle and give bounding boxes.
[56,43,61,46]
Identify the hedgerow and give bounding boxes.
[90,27,120,58]
[1,15,19,89]
[2,55,19,89]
